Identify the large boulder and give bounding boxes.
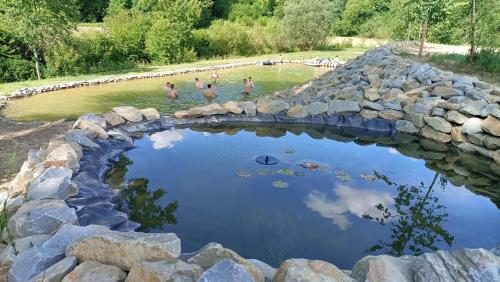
[72,114,106,129]
[29,256,77,282]
[431,86,463,98]
[113,106,144,122]
[62,261,126,282]
[403,112,426,128]
[327,100,360,115]
[198,259,254,282]
[103,111,125,127]
[256,98,289,114]
[43,143,81,173]
[222,101,244,114]
[248,259,276,282]
[240,101,257,117]
[27,167,79,200]
[364,88,380,101]
[420,126,451,143]
[66,231,181,271]
[423,116,452,133]
[140,108,161,121]
[396,120,419,134]
[351,255,415,282]
[125,259,202,282]
[462,118,483,135]
[444,110,468,125]
[378,109,403,120]
[78,121,108,140]
[461,100,488,116]
[273,259,354,282]
[186,243,264,282]
[65,130,100,151]
[287,104,308,118]
[9,150,45,196]
[8,200,78,239]
[481,115,500,137]
[307,102,328,115]
[189,103,227,116]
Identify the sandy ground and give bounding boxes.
[0,117,72,185]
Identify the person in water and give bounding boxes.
[164,82,171,96]
[242,79,251,94]
[195,77,203,89]
[248,77,255,88]
[204,83,216,98]
[279,54,283,64]
[169,83,178,99]
[210,71,219,83]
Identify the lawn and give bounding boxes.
[0,47,369,95]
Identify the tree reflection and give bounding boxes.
[107,154,179,232]
[363,172,454,256]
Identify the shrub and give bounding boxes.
[205,20,254,56]
[0,58,36,82]
[145,18,193,64]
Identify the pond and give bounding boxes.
[105,124,500,269]
[3,64,327,121]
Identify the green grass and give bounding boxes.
[429,50,499,80]
[0,47,369,95]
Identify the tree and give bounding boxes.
[78,0,109,22]
[280,0,334,50]
[469,0,476,63]
[0,0,79,79]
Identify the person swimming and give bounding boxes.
[210,71,219,83]
[195,77,203,89]
[168,83,178,99]
[242,79,251,94]
[204,83,216,98]
[248,77,255,88]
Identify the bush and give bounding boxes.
[204,20,254,56]
[0,58,36,83]
[145,18,193,64]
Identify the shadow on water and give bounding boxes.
[362,171,454,256]
[106,154,179,232]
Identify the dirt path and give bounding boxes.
[0,117,72,185]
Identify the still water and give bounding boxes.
[3,65,326,121]
[106,124,500,269]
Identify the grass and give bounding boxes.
[0,47,369,95]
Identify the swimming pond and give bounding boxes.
[3,64,327,121]
[105,124,500,269]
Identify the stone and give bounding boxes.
[0,245,18,280]
[240,101,257,117]
[413,248,500,282]
[382,88,404,102]
[222,101,244,114]
[140,108,161,121]
[364,88,380,101]
[451,127,466,142]
[73,114,106,129]
[402,79,420,91]
[405,86,433,97]
[256,99,289,114]
[65,130,100,151]
[79,121,108,140]
[396,120,419,134]
[8,200,78,239]
[420,126,451,143]
[174,110,190,119]
[494,150,500,164]
[467,133,487,146]
[248,259,276,282]
[186,243,264,282]
[461,118,483,135]
[361,101,383,111]
[436,100,461,110]
[431,86,463,98]
[287,104,308,118]
[491,108,500,119]
[66,231,181,271]
[113,106,144,122]
[274,259,354,282]
[444,110,468,125]
[383,101,402,111]
[403,103,432,115]
[107,130,134,147]
[103,111,125,127]
[403,112,426,128]
[424,116,452,133]
[29,256,77,282]
[460,100,487,116]
[27,167,79,200]
[9,158,45,197]
[351,255,414,282]
[125,259,202,282]
[431,107,445,117]
[484,135,500,150]
[481,115,500,137]
[198,259,254,282]
[62,261,126,282]
[327,100,360,115]
[360,109,378,119]
[44,143,81,173]
[307,102,328,115]
[481,104,499,117]
[190,103,227,116]
[378,110,403,120]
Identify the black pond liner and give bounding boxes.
[255,155,279,165]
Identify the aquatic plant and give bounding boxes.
[272,180,289,188]
[236,171,251,178]
[335,170,352,181]
[276,168,295,176]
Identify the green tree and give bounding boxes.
[0,0,79,79]
[280,0,334,50]
[145,18,193,63]
[78,0,109,22]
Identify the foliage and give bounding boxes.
[78,0,110,22]
[145,19,193,64]
[281,0,334,50]
[0,29,36,82]
[429,49,500,75]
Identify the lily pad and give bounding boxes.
[237,171,251,178]
[276,168,295,176]
[335,170,352,181]
[285,149,295,154]
[272,180,289,188]
[256,168,273,176]
[361,173,377,181]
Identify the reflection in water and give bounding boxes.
[106,155,179,232]
[305,184,394,230]
[148,129,184,150]
[363,172,454,256]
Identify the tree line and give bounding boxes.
[0,0,498,83]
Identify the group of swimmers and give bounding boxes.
[163,71,255,99]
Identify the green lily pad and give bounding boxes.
[256,168,273,176]
[272,180,289,188]
[285,149,295,154]
[236,171,251,178]
[276,168,295,176]
[335,170,352,181]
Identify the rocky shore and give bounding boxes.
[0,45,499,281]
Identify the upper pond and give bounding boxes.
[3,64,326,121]
[105,124,500,269]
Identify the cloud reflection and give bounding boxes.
[148,129,184,150]
[305,184,394,230]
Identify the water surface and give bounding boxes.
[106,125,500,269]
[4,65,326,121]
